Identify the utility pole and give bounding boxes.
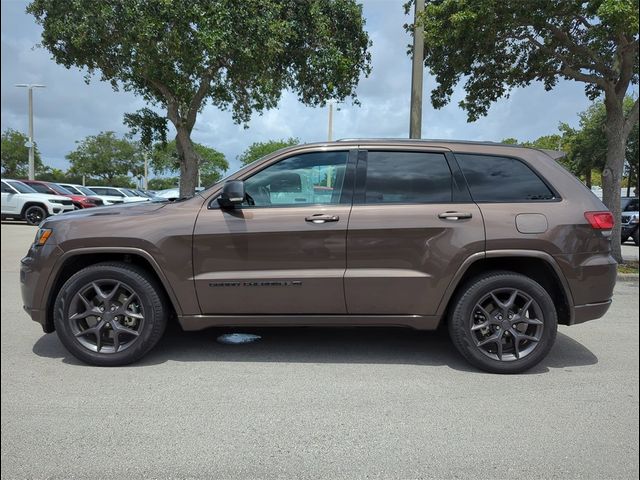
[143,150,149,190]
[15,84,46,180]
[327,100,335,141]
[409,0,425,139]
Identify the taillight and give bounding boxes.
[584,211,614,230]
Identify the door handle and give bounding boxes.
[305,214,340,224]
[438,211,473,220]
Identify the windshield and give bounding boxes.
[49,183,73,195]
[7,180,37,194]
[59,184,81,194]
[77,186,97,196]
[120,189,136,197]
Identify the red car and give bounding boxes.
[21,180,103,209]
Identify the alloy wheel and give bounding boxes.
[68,280,144,354]
[470,288,544,362]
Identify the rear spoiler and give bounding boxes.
[539,149,566,161]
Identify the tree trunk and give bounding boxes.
[175,126,199,198]
[585,169,592,189]
[602,95,626,263]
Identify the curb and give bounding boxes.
[617,273,639,282]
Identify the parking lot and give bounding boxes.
[1,222,638,479]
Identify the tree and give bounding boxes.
[66,131,141,184]
[1,128,45,178]
[412,0,639,262]
[28,0,372,198]
[151,141,228,188]
[238,137,300,165]
[148,177,179,191]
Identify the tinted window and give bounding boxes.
[1,181,15,193]
[7,181,37,193]
[243,151,349,206]
[49,183,73,194]
[622,198,639,212]
[26,182,52,194]
[364,151,452,204]
[456,154,555,202]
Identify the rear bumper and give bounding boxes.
[571,300,612,325]
[554,252,617,325]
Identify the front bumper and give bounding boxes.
[20,242,64,333]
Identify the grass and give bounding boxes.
[618,261,639,274]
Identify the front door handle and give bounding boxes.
[438,211,473,220]
[305,214,340,224]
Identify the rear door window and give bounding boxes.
[456,154,555,202]
[364,151,452,204]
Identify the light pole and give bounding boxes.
[327,100,335,141]
[409,0,425,139]
[15,83,46,180]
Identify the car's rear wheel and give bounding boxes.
[24,205,46,225]
[448,271,557,374]
[53,262,168,366]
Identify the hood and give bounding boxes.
[43,200,167,225]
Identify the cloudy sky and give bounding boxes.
[0,0,607,175]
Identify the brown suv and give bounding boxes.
[20,140,617,373]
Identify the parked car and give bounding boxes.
[1,179,74,224]
[21,179,103,209]
[57,183,122,206]
[155,188,180,201]
[621,197,639,245]
[86,186,149,203]
[21,140,616,372]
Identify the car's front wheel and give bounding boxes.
[53,262,168,366]
[24,205,46,225]
[448,271,557,374]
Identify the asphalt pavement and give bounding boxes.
[1,222,638,479]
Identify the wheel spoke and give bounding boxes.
[471,321,490,331]
[75,326,97,338]
[92,282,108,300]
[69,310,96,321]
[512,333,520,359]
[496,337,503,360]
[504,289,518,309]
[477,331,502,347]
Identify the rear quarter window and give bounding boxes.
[456,153,555,202]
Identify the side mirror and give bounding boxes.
[218,180,245,208]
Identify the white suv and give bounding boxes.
[86,186,149,203]
[1,179,75,225]
[57,183,123,206]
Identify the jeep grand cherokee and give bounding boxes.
[20,140,617,373]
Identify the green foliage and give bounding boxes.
[151,140,228,187]
[238,137,300,165]
[28,0,372,195]
[123,108,168,150]
[148,177,179,191]
[86,176,136,188]
[35,168,83,184]
[411,0,638,121]
[1,128,45,178]
[66,132,142,183]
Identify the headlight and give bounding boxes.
[630,214,639,224]
[48,199,65,204]
[34,228,53,246]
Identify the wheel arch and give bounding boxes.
[20,201,49,217]
[437,250,574,326]
[43,248,183,332]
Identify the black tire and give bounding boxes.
[633,229,639,247]
[23,205,47,225]
[448,271,557,374]
[53,262,168,366]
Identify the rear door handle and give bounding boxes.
[438,211,473,220]
[305,214,340,224]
